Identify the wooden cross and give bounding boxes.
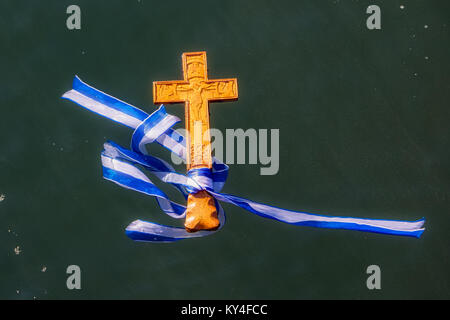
[153,51,238,232]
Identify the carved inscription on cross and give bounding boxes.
[153,51,238,232]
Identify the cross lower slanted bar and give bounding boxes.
[153,51,238,232]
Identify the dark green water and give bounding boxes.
[1,0,449,299]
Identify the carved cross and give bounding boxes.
[153,51,238,231]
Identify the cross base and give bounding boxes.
[184,190,220,232]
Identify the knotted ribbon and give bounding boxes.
[62,76,425,242]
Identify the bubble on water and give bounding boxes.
[14,246,21,255]
[424,25,429,29]
[400,5,405,9]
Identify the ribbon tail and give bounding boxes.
[125,202,226,242]
[211,192,425,238]
[62,76,148,129]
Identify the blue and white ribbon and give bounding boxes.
[62,76,425,241]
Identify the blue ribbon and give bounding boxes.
[62,76,425,242]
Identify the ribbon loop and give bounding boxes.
[131,105,180,155]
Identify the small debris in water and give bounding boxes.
[400,5,405,10]
[41,266,47,272]
[0,194,5,202]
[16,290,20,294]
[14,246,21,255]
